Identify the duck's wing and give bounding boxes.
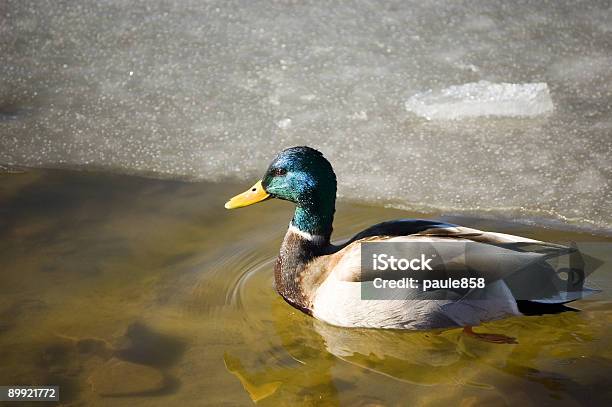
[338,219,566,285]
[334,235,546,286]
[331,224,599,304]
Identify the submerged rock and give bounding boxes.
[75,337,114,358]
[88,358,165,397]
[114,322,186,368]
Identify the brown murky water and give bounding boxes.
[1,169,611,406]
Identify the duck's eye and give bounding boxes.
[272,167,287,176]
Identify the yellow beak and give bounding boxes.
[224,180,271,209]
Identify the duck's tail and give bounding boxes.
[506,242,601,312]
[516,300,578,315]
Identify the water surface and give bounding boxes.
[1,169,611,405]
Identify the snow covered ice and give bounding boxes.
[405,81,554,120]
[0,0,611,234]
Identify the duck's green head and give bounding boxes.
[225,146,337,236]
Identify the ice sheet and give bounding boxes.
[0,0,611,233]
[405,81,554,120]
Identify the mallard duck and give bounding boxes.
[225,146,596,343]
